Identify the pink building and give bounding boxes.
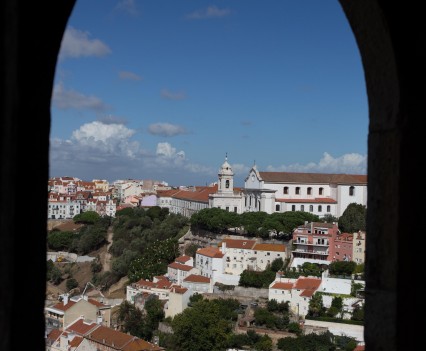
[333,233,353,262]
[292,222,340,261]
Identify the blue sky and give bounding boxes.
[50,0,368,187]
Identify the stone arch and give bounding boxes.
[1,1,422,350]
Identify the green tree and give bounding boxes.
[117,300,146,338]
[254,334,273,351]
[351,304,364,321]
[171,299,236,351]
[277,331,336,350]
[329,261,356,276]
[73,211,100,224]
[308,292,324,317]
[338,203,366,233]
[66,278,78,291]
[270,257,284,272]
[331,296,344,318]
[184,243,200,258]
[47,230,77,251]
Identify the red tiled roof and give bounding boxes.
[271,282,293,290]
[46,329,62,342]
[69,335,83,347]
[123,338,164,351]
[183,274,210,283]
[196,247,225,258]
[168,262,193,271]
[170,285,188,294]
[52,300,77,311]
[253,243,286,252]
[136,278,172,290]
[218,238,257,250]
[66,318,98,335]
[86,325,135,349]
[294,277,322,297]
[175,255,192,264]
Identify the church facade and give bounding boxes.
[210,156,367,218]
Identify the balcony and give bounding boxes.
[294,241,328,246]
[292,249,329,255]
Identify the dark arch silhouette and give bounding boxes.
[1,1,422,350]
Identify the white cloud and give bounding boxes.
[49,122,215,185]
[148,123,187,137]
[52,83,109,111]
[59,26,111,60]
[161,89,187,100]
[156,142,185,158]
[119,71,142,81]
[266,152,367,174]
[186,6,231,19]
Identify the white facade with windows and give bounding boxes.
[195,247,225,278]
[47,200,81,219]
[242,165,367,218]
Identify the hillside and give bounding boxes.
[46,220,127,303]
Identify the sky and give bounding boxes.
[50,0,368,187]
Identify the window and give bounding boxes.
[307,187,312,195]
[292,205,296,211]
[318,205,322,212]
[349,186,355,196]
[309,205,313,212]
[276,204,280,211]
[234,207,237,212]
[301,205,304,211]
[226,206,229,211]
[319,187,324,195]
[327,205,331,212]
[284,186,289,194]
[296,187,300,195]
[225,179,230,188]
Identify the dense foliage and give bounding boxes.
[190,208,321,238]
[47,216,109,255]
[93,207,189,288]
[117,298,165,341]
[338,203,366,233]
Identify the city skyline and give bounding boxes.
[50,0,368,187]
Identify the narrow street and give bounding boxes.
[102,226,113,272]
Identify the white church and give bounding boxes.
[208,155,367,218]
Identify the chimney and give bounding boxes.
[221,241,227,254]
[63,294,69,305]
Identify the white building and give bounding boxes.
[126,276,173,302]
[242,165,367,218]
[268,276,322,319]
[217,238,287,275]
[352,230,366,264]
[167,261,198,285]
[195,247,225,278]
[182,274,213,294]
[47,199,81,219]
[164,285,191,319]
